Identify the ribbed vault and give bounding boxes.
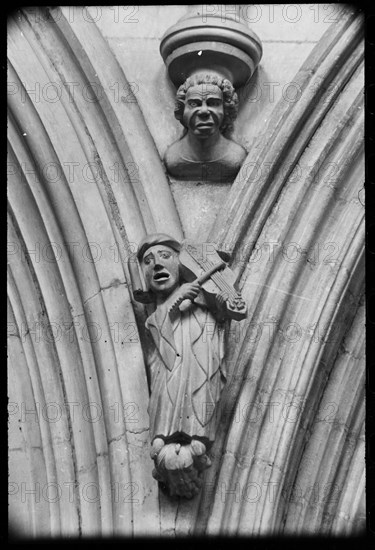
[8,5,364,537]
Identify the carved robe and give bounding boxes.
[145,295,226,447]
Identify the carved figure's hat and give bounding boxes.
[137,233,182,261]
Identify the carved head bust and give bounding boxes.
[164,73,247,181]
[174,73,239,138]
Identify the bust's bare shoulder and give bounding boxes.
[164,137,186,164]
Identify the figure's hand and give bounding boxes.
[216,290,228,307]
[179,282,200,301]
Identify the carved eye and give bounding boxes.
[160,251,172,259]
[208,99,221,107]
[188,100,199,108]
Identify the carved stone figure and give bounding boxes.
[164,73,247,182]
[128,233,247,498]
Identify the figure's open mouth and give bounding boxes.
[153,272,170,282]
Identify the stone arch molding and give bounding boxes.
[8,5,364,537]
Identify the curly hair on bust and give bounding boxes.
[174,73,239,138]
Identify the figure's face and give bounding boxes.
[141,245,180,298]
[182,84,224,138]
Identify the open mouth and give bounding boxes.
[153,272,170,282]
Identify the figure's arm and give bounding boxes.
[168,282,201,310]
[169,259,228,314]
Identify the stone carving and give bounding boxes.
[128,233,247,498]
[160,10,263,182]
[164,73,247,181]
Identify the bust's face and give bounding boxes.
[141,245,180,298]
[182,84,224,138]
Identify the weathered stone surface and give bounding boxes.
[169,179,229,240]
[8,4,364,538]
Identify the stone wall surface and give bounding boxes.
[7,4,365,538]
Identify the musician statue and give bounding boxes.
[128,233,247,499]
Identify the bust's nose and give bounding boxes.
[154,263,164,271]
[198,102,209,116]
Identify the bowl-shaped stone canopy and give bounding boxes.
[160,12,263,87]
